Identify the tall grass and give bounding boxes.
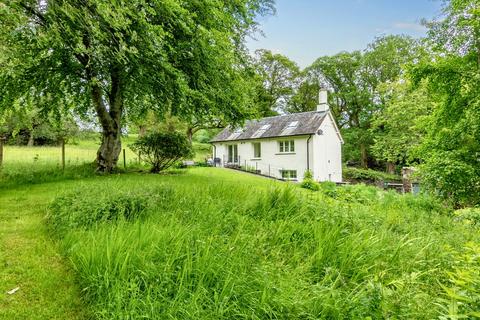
[46,171,480,319]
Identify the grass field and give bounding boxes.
[1,142,479,319]
[2,135,211,167]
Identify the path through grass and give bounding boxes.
[0,183,86,319]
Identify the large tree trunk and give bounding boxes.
[386,161,395,174]
[27,131,34,146]
[90,67,124,173]
[186,127,194,144]
[360,143,368,168]
[97,130,122,172]
[139,125,147,137]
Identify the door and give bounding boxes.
[228,144,238,163]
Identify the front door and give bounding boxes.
[228,144,238,163]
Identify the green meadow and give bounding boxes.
[1,159,479,319]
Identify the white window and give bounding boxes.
[280,170,297,180]
[278,140,295,153]
[253,142,261,158]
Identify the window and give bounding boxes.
[228,127,244,140]
[280,170,297,180]
[252,124,271,138]
[228,144,238,163]
[253,142,261,158]
[278,140,295,153]
[281,121,299,135]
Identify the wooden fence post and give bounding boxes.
[123,149,126,169]
[0,137,4,168]
[61,138,65,171]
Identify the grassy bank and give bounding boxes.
[41,167,479,319]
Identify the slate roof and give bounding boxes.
[210,111,328,143]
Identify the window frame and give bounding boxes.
[278,140,295,153]
[253,142,261,159]
[280,170,297,180]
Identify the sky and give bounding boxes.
[246,0,444,68]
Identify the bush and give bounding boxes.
[300,170,320,191]
[130,131,194,173]
[453,207,480,227]
[343,167,400,183]
[46,183,174,237]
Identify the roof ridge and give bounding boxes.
[245,110,325,123]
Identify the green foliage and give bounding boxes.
[307,35,423,167]
[130,131,194,173]
[41,168,479,319]
[411,0,480,206]
[300,170,320,191]
[0,0,274,170]
[343,167,400,183]
[453,207,480,227]
[371,81,435,166]
[439,243,480,319]
[47,184,172,237]
[253,49,300,115]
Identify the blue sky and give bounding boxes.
[247,0,443,68]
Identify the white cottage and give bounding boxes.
[210,89,343,182]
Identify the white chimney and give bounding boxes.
[317,88,329,112]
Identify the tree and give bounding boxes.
[308,35,422,168]
[131,131,193,173]
[412,0,480,206]
[370,81,435,173]
[284,72,320,113]
[0,95,79,146]
[0,0,274,172]
[253,49,300,116]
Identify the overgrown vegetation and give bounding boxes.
[343,167,400,184]
[44,168,479,319]
[130,131,193,173]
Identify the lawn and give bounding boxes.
[1,162,479,319]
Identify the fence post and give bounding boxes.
[268,165,270,177]
[244,160,246,171]
[61,138,65,171]
[123,149,126,169]
[0,137,4,167]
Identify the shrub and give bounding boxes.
[318,181,337,197]
[300,170,320,191]
[344,167,400,183]
[439,243,480,319]
[130,131,194,173]
[46,183,174,237]
[453,207,480,227]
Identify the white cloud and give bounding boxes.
[393,22,426,32]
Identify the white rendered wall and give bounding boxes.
[212,115,342,182]
[213,136,311,181]
[312,113,343,182]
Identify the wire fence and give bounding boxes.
[219,158,298,181]
[0,139,139,170]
